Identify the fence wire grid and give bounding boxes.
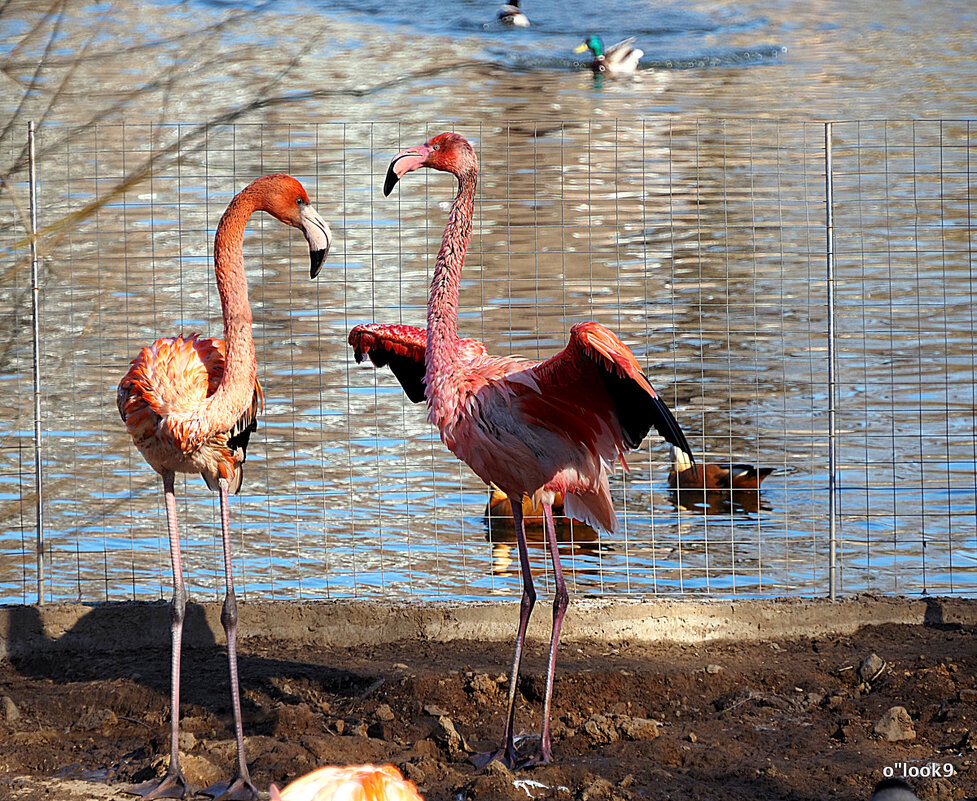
[0,119,974,606]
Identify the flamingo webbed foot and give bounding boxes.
[472,733,547,771]
[126,768,190,799]
[470,746,519,771]
[516,742,553,769]
[198,775,258,801]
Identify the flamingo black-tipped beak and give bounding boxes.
[300,204,332,278]
[382,164,400,197]
[310,248,327,278]
[383,144,433,196]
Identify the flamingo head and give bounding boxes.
[269,764,424,800]
[253,174,332,278]
[383,132,477,196]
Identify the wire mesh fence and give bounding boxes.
[0,119,974,606]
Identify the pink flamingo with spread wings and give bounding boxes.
[348,133,692,768]
[118,174,331,800]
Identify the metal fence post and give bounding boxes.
[825,121,837,601]
[28,121,45,605]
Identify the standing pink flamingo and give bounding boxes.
[118,174,331,800]
[348,133,691,768]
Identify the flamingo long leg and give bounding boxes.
[472,499,536,770]
[200,482,257,801]
[533,502,569,765]
[128,471,189,799]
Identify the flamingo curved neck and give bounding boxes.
[426,169,476,374]
[200,188,260,433]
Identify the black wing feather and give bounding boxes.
[599,366,693,456]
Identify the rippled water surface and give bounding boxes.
[0,0,975,604]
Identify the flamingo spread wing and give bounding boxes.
[351,320,692,535]
[349,324,428,403]
[349,323,489,404]
[532,321,692,455]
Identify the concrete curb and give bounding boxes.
[1,596,974,659]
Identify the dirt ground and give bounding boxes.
[1,620,975,801]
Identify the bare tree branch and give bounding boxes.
[0,0,69,146]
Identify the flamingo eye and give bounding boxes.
[296,197,305,206]
[433,144,440,151]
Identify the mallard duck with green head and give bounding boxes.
[574,35,644,75]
